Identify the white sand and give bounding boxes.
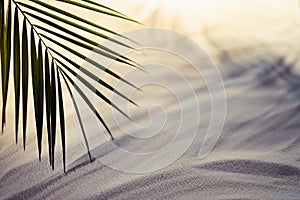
[1,1,300,199]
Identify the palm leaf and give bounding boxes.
[59,69,92,162]
[0,1,3,34]
[80,0,128,17]
[13,8,21,143]
[36,25,139,69]
[50,60,57,169]
[1,0,12,132]
[31,0,137,43]
[50,48,137,106]
[29,17,139,67]
[58,67,113,140]
[0,0,139,172]
[56,0,140,24]
[19,3,134,49]
[31,30,44,160]
[56,67,66,172]
[56,59,131,119]
[41,34,139,90]
[44,52,52,165]
[22,19,29,149]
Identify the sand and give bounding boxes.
[1,1,300,199]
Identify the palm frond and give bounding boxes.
[56,66,66,171]
[59,69,93,162]
[21,18,28,149]
[13,7,21,143]
[1,0,12,132]
[56,0,140,24]
[80,0,128,17]
[0,0,139,172]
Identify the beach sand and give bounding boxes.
[1,1,300,199]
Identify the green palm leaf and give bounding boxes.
[1,0,12,132]
[41,34,139,90]
[0,0,139,172]
[80,0,128,17]
[50,60,57,169]
[19,3,134,49]
[44,52,52,165]
[60,70,93,162]
[57,67,66,171]
[31,0,136,43]
[13,8,21,143]
[56,0,140,24]
[22,19,28,149]
[58,66,113,140]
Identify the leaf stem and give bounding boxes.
[13,0,56,61]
